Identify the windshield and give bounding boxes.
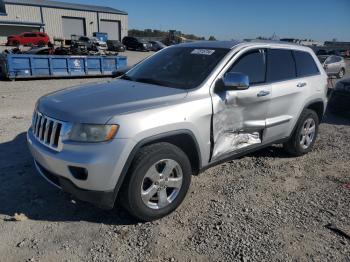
[122,47,229,89]
[79,37,90,42]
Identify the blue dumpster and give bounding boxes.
[93,32,108,42]
[0,54,127,80]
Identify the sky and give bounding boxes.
[61,0,350,41]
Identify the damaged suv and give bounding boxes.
[28,41,328,221]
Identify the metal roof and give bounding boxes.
[4,0,128,15]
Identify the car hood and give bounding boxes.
[38,79,188,124]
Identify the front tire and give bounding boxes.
[121,142,192,221]
[283,109,319,156]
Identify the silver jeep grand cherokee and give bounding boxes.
[28,40,328,221]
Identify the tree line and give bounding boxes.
[128,29,216,41]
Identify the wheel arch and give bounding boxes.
[111,130,202,206]
[289,98,325,139]
[305,99,325,122]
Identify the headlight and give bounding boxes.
[143,43,147,47]
[69,124,119,142]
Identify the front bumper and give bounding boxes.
[34,160,115,209]
[27,128,135,208]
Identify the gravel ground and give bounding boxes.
[0,53,349,262]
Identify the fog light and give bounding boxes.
[68,166,88,180]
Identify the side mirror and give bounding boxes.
[216,72,250,91]
[111,66,131,78]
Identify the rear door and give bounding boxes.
[22,33,37,45]
[325,56,338,74]
[264,49,320,142]
[211,48,271,160]
[333,56,343,73]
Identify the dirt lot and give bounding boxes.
[0,52,349,262]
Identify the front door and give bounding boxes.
[211,49,270,161]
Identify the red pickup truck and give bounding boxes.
[7,32,50,46]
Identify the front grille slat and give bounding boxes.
[44,120,51,144]
[31,111,65,152]
[35,115,41,136]
[39,117,45,139]
[50,122,58,147]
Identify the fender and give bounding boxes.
[110,129,202,205]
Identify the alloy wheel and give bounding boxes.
[300,118,316,149]
[141,159,183,209]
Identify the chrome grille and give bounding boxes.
[32,111,64,151]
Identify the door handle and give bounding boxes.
[297,82,307,88]
[257,90,270,97]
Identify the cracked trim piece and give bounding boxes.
[212,131,261,160]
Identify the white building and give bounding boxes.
[0,0,128,43]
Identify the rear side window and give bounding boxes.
[23,33,37,37]
[228,49,266,84]
[293,50,319,77]
[326,56,336,64]
[267,49,296,82]
[334,57,342,62]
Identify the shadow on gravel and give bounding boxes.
[247,145,291,159]
[0,132,137,225]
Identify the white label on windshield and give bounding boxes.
[191,49,215,55]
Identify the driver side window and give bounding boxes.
[227,49,266,85]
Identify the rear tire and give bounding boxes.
[121,142,192,221]
[283,109,319,156]
[337,68,345,79]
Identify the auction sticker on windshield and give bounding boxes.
[191,49,216,55]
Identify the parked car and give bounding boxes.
[338,49,350,58]
[316,49,328,56]
[327,50,342,56]
[318,55,346,78]
[122,36,151,51]
[328,78,350,118]
[6,32,50,46]
[28,41,327,221]
[71,35,107,53]
[107,40,126,52]
[24,47,54,55]
[149,41,167,51]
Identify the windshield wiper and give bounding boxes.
[134,78,164,86]
[120,75,133,81]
